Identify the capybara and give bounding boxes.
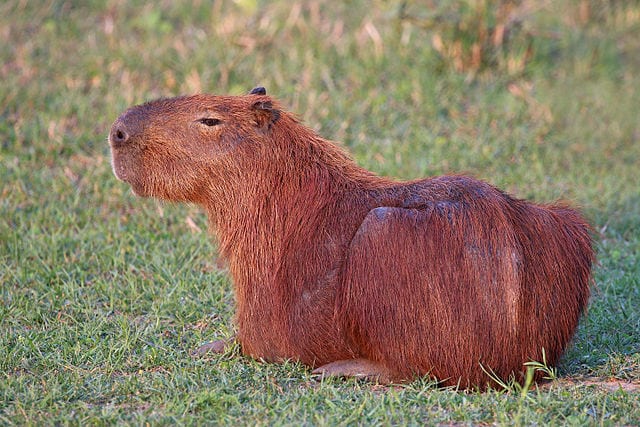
[108,87,594,389]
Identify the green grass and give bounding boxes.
[1,0,639,425]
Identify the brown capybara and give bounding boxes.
[108,87,594,389]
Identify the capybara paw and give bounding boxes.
[191,339,232,357]
[312,358,392,383]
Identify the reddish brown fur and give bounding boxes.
[109,89,594,389]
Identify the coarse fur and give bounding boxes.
[108,88,594,389]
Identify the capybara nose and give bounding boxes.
[110,123,129,147]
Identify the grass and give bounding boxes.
[1,0,639,424]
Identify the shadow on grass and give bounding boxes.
[559,194,640,381]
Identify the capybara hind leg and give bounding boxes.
[312,358,392,383]
[191,338,234,356]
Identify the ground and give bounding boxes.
[1,1,638,425]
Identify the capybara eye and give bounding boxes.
[198,118,221,126]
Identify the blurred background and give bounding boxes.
[2,1,638,229]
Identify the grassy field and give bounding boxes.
[1,0,639,425]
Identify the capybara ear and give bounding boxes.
[251,99,280,129]
[249,86,267,95]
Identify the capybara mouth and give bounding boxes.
[110,155,129,182]
[110,153,148,196]
[109,140,146,196]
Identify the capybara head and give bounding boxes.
[108,89,280,202]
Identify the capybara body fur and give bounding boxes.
[109,88,594,389]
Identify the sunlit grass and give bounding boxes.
[1,0,638,424]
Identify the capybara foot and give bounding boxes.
[312,358,392,383]
[191,339,233,356]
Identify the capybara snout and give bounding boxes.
[109,103,157,148]
[109,124,128,147]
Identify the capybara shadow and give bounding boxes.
[109,87,594,389]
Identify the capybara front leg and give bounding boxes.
[191,337,235,356]
[312,358,392,383]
